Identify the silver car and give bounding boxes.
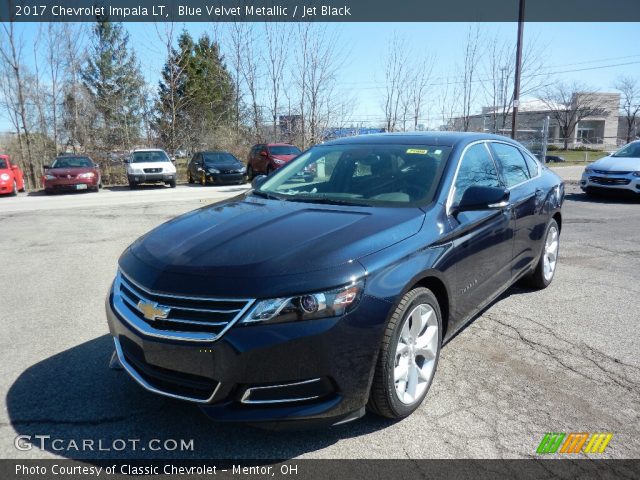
[580,140,640,195]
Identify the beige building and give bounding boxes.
[452,93,623,151]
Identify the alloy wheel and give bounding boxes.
[543,225,559,282]
[394,303,439,405]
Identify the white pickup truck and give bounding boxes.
[126,149,177,189]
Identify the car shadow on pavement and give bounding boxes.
[565,191,640,204]
[6,335,395,461]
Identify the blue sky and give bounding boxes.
[1,22,639,131]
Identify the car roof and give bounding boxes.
[266,143,298,147]
[131,148,166,152]
[199,150,233,154]
[321,131,522,148]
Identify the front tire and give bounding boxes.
[522,219,559,289]
[11,181,18,196]
[169,179,177,188]
[367,287,442,419]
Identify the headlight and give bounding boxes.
[0,173,10,181]
[273,159,285,165]
[633,171,640,177]
[44,174,56,180]
[131,168,143,174]
[584,168,594,174]
[239,167,247,173]
[77,172,95,179]
[208,168,220,174]
[242,281,364,325]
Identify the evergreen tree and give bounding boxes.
[82,18,144,149]
[155,31,235,151]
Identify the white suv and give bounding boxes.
[126,149,177,189]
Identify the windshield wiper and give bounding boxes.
[285,196,364,207]
[251,190,283,201]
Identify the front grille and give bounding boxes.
[593,169,631,175]
[589,176,631,186]
[113,270,254,342]
[143,168,162,173]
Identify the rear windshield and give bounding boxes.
[203,153,239,165]
[52,157,93,168]
[0,159,6,169]
[131,151,170,163]
[269,145,301,156]
[257,144,451,207]
[612,142,640,158]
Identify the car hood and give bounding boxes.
[46,167,96,175]
[124,195,425,281]
[128,161,174,170]
[271,154,297,162]
[205,162,244,171]
[590,156,640,171]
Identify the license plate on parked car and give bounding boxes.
[76,184,87,190]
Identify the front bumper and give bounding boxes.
[580,173,640,193]
[206,172,246,184]
[105,284,389,425]
[128,172,176,184]
[43,178,97,191]
[0,181,14,194]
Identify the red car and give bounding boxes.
[0,154,26,196]
[42,155,101,194]
[246,143,301,178]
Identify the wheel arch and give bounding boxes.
[405,272,451,341]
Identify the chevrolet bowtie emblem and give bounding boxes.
[137,300,170,321]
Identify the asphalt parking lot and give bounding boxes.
[0,174,639,460]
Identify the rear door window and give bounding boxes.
[490,143,532,188]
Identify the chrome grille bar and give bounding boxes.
[112,270,255,342]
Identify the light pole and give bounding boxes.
[511,0,526,140]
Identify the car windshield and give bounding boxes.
[612,142,640,158]
[203,153,239,165]
[269,145,301,156]
[52,157,93,168]
[256,144,451,207]
[131,151,170,163]
[0,159,6,169]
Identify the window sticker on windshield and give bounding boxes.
[406,149,428,154]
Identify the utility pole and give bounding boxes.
[511,0,526,140]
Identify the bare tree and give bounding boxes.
[240,25,263,141]
[406,56,434,131]
[614,76,640,143]
[382,35,409,132]
[481,34,548,134]
[437,71,460,131]
[264,23,289,141]
[0,22,36,188]
[540,82,606,149]
[227,22,246,136]
[459,26,481,132]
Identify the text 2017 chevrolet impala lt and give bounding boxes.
[106,133,564,426]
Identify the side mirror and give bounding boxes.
[259,151,268,157]
[251,175,268,189]
[93,164,100,169]
[454,186,510,215]
[43,165,51,170]
[123,159,129,164]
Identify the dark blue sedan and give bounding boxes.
[106,132,564,426]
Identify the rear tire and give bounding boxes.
[128,181,137,190]
[188,172,194,184]
[247,165,254,181]
[367,287,442,419]
[522,219,559,289]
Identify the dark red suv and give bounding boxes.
[246,143,301,178]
